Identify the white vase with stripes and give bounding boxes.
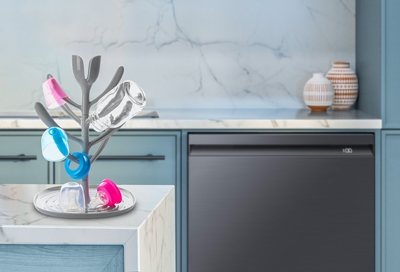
[303,73,334,112]
[326,62,358,111]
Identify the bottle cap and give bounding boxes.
[97,179,122,206]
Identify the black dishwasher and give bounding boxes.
[188,133,374,272]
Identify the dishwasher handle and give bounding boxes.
[189,145,373,156]
[189,133,374,147]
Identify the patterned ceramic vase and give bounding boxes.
[303,73,334,112]
[326,62,358,111]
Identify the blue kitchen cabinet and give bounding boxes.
[381,0,400,128]
[54,130,180,186]
[357,0,400,128]
[382,131,400,272]
[0,132,49,184]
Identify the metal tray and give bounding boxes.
[33,185,136,219]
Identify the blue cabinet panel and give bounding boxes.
[0,245,123,272]
[382,131,400,272]
[0,133,48,184]
[55,130,179,186]
[383,0,400,128]
[356,0,382,120]
[357,0,400,128]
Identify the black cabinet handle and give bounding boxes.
[0,154,37,161]
[95,155,165,161]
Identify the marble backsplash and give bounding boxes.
[0,0,355,110]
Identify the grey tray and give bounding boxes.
[33,185,136,219]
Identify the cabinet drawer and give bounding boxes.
[0,135,48,184]
[55,132,178,186]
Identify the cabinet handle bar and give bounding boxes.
[0,155,37,161]
[95,155,165,161]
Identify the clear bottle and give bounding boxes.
[87,80,146,132]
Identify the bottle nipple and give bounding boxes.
[88,179,122,209]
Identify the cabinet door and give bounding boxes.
[382,131,400,272]
[0,245,123,272]
[356,0,400,127]
[383,0,400,128]
[55,131,178,186]
[0,134,48,184]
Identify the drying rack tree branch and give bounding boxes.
[90,66,124,106]
[61,104,81,125]
[46,74,81,126]
[63,97,81,110]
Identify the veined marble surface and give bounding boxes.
[0,184,175,272]
[0,109,382,129]
[0,0,355,110]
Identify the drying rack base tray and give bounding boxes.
[33,185,136,219]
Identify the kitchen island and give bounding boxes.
[0,184,175,272]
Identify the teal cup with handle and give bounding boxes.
[41,127,70,162]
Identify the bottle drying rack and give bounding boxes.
[33,55,136,219]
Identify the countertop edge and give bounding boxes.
[0,118,383,130]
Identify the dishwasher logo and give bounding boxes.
[342,148,353,154]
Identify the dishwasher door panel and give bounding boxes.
[188,147,374,271]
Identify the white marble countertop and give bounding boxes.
[0,108,381,130]
[0,184,175,272]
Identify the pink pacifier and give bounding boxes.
[88,179,122,209]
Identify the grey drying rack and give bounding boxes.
[33,55,136,219]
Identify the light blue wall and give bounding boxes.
[0,0,355,110]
